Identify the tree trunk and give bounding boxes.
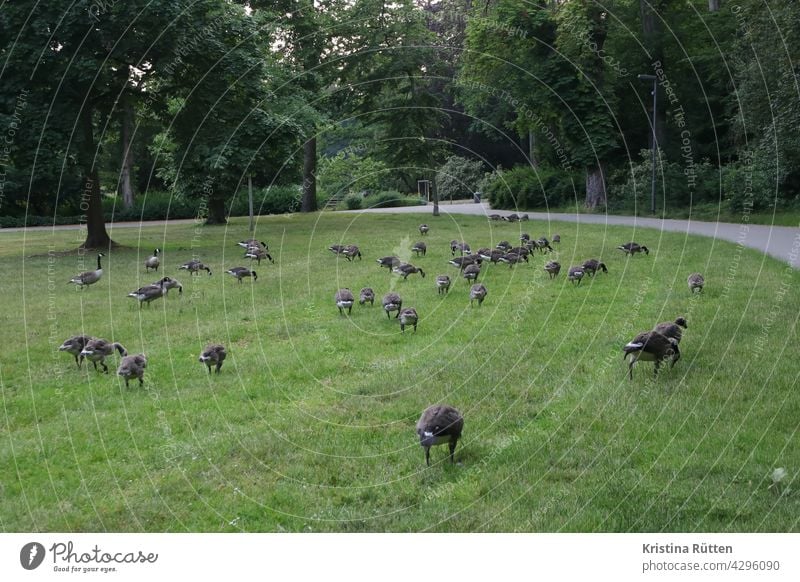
[206,196,227,225]
[80,108,115,250]
[528,130,538,168]
[301,136,317,212]
[119,91,135,209]
[432,181,439,217]
[584,163,607,209]
[708,0,720,11]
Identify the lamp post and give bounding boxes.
[637,74,658,215]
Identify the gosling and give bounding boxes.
[59,335,93,368]
[436,275,451,295]
[567,266,585,285]
[335,288,355,315]
[81,338,127,373]
[688,273,704,293]
[617,242,649,256]
[359,287,375,306]
[470,283,487,307]
[416,405,464,466]
[117,354,147,388]
[582,259,608,277]
[399,308,419,333]
[382,292,403,319]
[199,344,227,374]
[544,261,561,279]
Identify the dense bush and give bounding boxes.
[362,190,426,209]
[316,152,388,200]
[435,156,486,201]
[722,150,779,212]
[483,165,583,210]
[340,193,363,210]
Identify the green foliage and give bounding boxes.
[363,191,425,208]
[340,193,364,210]
[484,165,584,210]
[435,156,486,201]
[317,152,388,199]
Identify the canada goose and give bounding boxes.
[688,273,704,293]
[419,224,429,235]
[239,239,269,252]
[544,261,561,279]
[416,405,464,466]
[145,248,161,272]
[117,353,147,388]
[508,247,530,261]
[245,247,274,265]
[335,288,355,315]
[127,279,167,308]
[552,234,561,244]
[449,255,481,269]
[382,292,403,318]
[199,344,227,374]
[359,287,375,306]
[59,335,93,367]
[412,241,427,257]
[623,330,680,379]
[470,283,487,307]
[394,263,425,280]
[520,214,530,221]
[179,259,212,275]
[499,252,522,268]
[654,317,688,344]
[69,253,104,288]
[328,244,346,256]
[504,213,519,222]
[488,214,502,221]
[450,240,471,256]
[377,256,401,272]
[343,245,362,261]
[476,247,492,258]
[520,233,531,242]
[436,275,451,295]
[524,239,540,253]
[463,263,481,283]
[496,240,512,252]
[153,276,183,295]
[536,237,553,253]
[80,338,127,373]
[226,267,258,283]
[617,242,649,256]
[399,308,418,333]
[567,266,584,285]
[582,259,608,277]
[478,250,504,264]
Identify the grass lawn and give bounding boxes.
[1,212,798,532]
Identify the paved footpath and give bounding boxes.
[345,202,800,270]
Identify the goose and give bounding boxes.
[508,247,530,261]
[470,283,487,307]
[382,292,403,319]
[59,335,93,368]
[536,237,553,253]
[449,255,481,269]
[520,233,531,242]
[199,344,227,374]
[617,242,649,256]
[153,276,183,295]
[544,261,561,279]
[475,247,492,258]
[239,239,269,252]
[418,224,429,236]
[463,263,481,283]
[552,234,561,244]
[399,308,418,333]
[411,241,427,257]
[654,317,687,344]
[567,266,584,285]
[377,256,401,272]
[450,240,470,256]
[328,244,346,256]
[335,288,355,315]
[359,287,375,306]
[226,267,257,283]
[244,247,274,265]
[623,330,680,379]
[496,240,512,252]
[436,275,451,295]
[179,259,212,275]
[145,248,161,272]
[582,259,608,277]
[504,213,519,222]
[520,213,530,221]
[69,253,104,289]
[416,405,464,466]
[488,214,502,221]
[499,252,522,268]
[688,273,704,293]
[127,279,167,308]
[478,250,504,264]
[80,338,127,373]
[524,239,540,253]
[117,353,147,388]
[343,245,362,261]
[394,263,425,280]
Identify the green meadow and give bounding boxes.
[1,212,798,532]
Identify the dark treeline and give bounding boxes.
[1,1,797,246]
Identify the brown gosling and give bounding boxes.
[359,287,375,306]
[335,288,355,315]
[80,338,127,373]
[688,273,704,293]
[582,259,608,277]
[412,241,427,257]
[470,283,487,307]
[544,261,561,279]
[463,263,481,283]
[654,317,687,344]
[623,331,680,380]
[436,275,451,295]
[59,335,93,368]
[416,405,464,466]
[399,307,418,333]
[567,266,585,285]
[382,292,403,319]
[117,354,147,388]
[199,344,227,374]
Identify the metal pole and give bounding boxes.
[651,78,657,215]
[248,176,254,233]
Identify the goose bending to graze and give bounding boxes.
[617,242,649,256]
[245,247,274,265]
[436,275,451,295]
[69,253,104,289]
[582,259,608,277]
[199,344,227,374]
[419,224,429,235]
[504,213,519,222]
[688,273,704,293]
[239,239,269,251]
[536,237,553,253]
[470,283,487,307]
[328,244,346,256]
[359,287,375,306]
[496,240,512,252]
[153,276,183,295]
[567,266,584,285]
[520,233,531,242]
[179,259,212,275]
[488,214,502,221]
[382,292,403,319]
[412,241,427,257]
[394,263,425,280]
[377,256,401,272]
[544,261,561,279]
[226,267,258,283]
[449,255,481,270]
[623,331,680,379]
[343,245,362,261]
[335,288,355,315]
[552,234,561,244]
[80,339,127,373]
[416,405,464,466]
[450,240,471,256]
[520,213,530,221]
[476,247,492,258]
[145,249,161,272]
[499,252,523,268]
[127,279,167,308]
[478,250,504,264]
[59,335,93,368]
[463,263,481,283]
[117,354,147,388]
[654,317,687,344]
[508,247,530,261]
[399,308,418,333]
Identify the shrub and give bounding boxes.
[722,150,778,212]
[363,190,426,209]
[483,165,583,210]
[341,193,363,210]
[435,156,486,201]
[316,152,388,200]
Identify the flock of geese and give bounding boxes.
[61,221,706,466]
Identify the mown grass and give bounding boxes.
[1,212,798,532]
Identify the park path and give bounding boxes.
[345,202,800,269]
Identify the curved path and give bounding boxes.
[346,202,800,269]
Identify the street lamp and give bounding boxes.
[637,74,658,215]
